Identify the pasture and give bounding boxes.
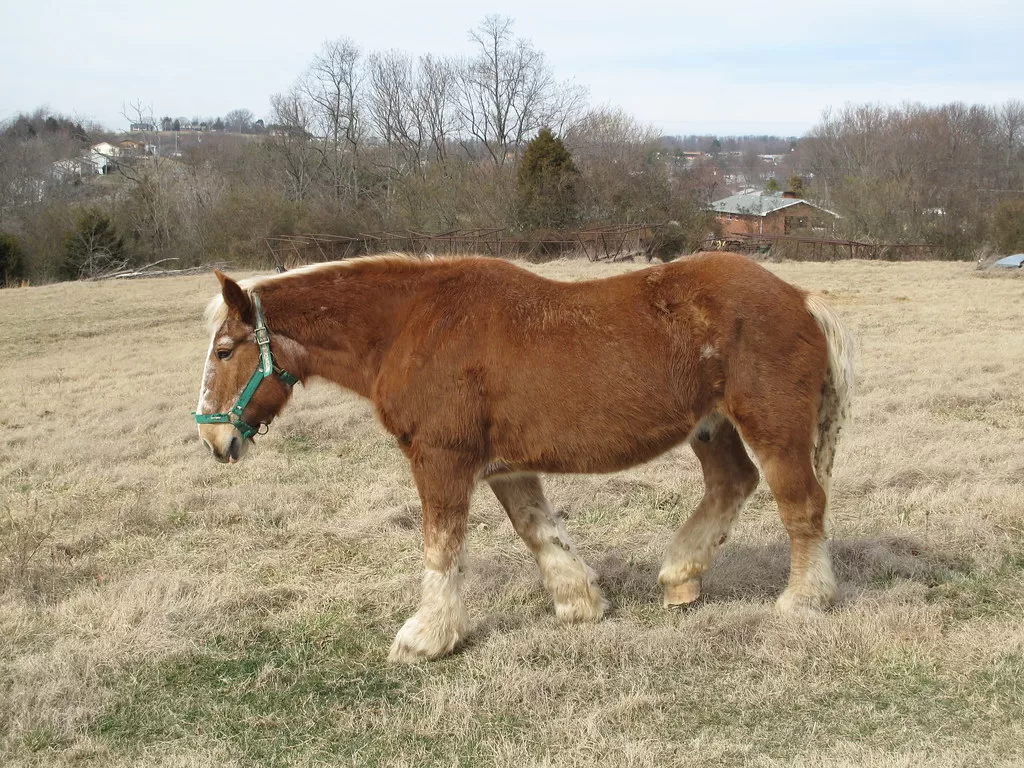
[1,258,1022,767]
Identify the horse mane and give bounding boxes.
[204,252,440,333]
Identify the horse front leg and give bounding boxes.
[388,451,473,663]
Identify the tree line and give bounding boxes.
[151,112,261,133]
[1,16,714,283]
[2,18,1024,285]
[802,101,1024,258]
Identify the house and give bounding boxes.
[678,150,704,168]
[87,142,119,174]
[117,139,148,154]
[51,158,96,181]
[130,122,155,132]
[709,191,838,237]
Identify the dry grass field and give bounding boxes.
[1,257,1022,767]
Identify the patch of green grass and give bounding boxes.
[17,725,71,754]
[276,435,318,456]
[925,550,1024,621]
[91,614,527,767]
[594,649,1023,764]
[96,616,395,762]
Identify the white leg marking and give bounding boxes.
[659,493,743,592]
[530,514,606,622]
[389,564,469,663]
[491,478,606,622]
[776,539,838,612]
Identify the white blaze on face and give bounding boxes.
[196,333,241,415]
[196,332,218,415]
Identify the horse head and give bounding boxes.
[194,270,298,463]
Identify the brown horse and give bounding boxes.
[195,252,854,663]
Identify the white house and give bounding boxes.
[51,158,95,181]
[87,142,118,174]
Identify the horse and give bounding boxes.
[194,252,854,663]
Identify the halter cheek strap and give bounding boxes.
[193,293,298,440]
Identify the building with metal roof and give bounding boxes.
[709,191,839,237]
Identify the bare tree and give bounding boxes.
[224,108,255,134]
[564,107,667,221]
[299,38,365,202]
[998,99,1024,188]
[267,91,321,202]
[802,100,1024,256]
[119,99,158,178]
[0,134,45,226]
[417,55,458,166]
[565,106,658,165]
[366,50,423,215]
[999,100,1024,155]
[367,51,422,167]
[455,15,586,167]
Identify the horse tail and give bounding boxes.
[804,294,855,531]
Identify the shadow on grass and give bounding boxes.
[594,534,983,608]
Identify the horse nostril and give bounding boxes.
[202,439,214,454]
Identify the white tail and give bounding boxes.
[804,294,855,532]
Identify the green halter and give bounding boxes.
[193,293,299,440]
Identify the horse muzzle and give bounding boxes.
[198,424,248,464]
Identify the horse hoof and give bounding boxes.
[663,578,702,608]
[776,587,835,613]
[387,611,465,663]
[554,588,608,623]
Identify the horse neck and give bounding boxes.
[260,263,418,398]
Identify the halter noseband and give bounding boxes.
[193,293,298,441]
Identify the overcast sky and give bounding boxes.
[2,0,1022,136]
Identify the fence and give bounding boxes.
[265,227,941,270]
[264,225,668,269]
[702,233,939,261]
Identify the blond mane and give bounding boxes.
[204,252,444,333]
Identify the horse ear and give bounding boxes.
[215,269,252,320]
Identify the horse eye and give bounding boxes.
[216,349,233,361]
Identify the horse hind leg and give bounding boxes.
[732,403,837,612]
[759,446,838,611]
[659,419,759,607]
[488,474,606,622]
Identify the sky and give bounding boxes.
[2,0,1022,137]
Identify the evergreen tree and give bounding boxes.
[515,127,578,230]
[0,232,25,285]
[62,210,126,279]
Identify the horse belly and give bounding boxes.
[493,396,698,475]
